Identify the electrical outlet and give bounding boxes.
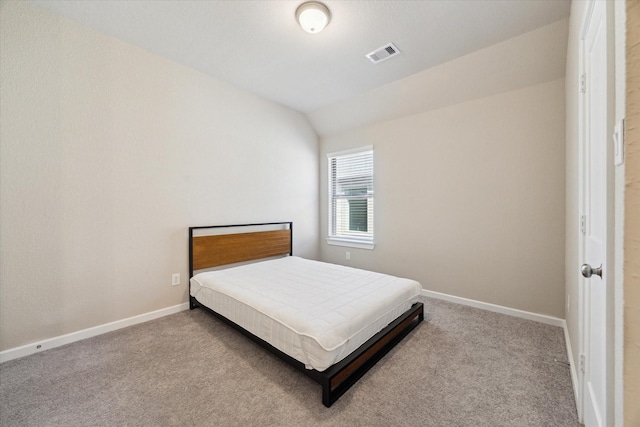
[346,251,351,261]
[171,273,180,286]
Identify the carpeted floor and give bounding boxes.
[0,297,579,426]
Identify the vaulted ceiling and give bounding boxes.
[27,1,570,111]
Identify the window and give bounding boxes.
[327,146,374,249]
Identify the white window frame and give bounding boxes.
[327,146,375,250]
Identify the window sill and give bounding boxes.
[326,238,375,250]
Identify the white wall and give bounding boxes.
[320,78,566,318]
[314,16,569,320]
[0,2,319,352]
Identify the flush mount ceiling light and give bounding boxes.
[296,2,331,34]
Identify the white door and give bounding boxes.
[580,1,611,426]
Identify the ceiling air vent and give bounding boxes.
[365,43,400,64]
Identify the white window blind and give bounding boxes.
[327,147,374,248]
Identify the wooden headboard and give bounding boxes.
[188,222,292,280]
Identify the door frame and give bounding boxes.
[577,0,616,424]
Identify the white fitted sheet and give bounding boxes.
[190,256,422,371]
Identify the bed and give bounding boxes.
[188,222,425,407]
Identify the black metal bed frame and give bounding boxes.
[188,222,424,407]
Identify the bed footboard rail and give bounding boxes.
[318,302,424,407]
[196,301,424,407]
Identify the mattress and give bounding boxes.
[190,256,422,371]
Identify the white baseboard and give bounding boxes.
[0,303,189,363]
[420,289,565,327]
[420,289,581,407]
[1,293,568,364]
[421,289,582,407]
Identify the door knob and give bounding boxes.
[581,263,603,279]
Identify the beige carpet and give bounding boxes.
[0,297,579,426]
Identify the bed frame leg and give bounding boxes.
[322,380,332,407]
